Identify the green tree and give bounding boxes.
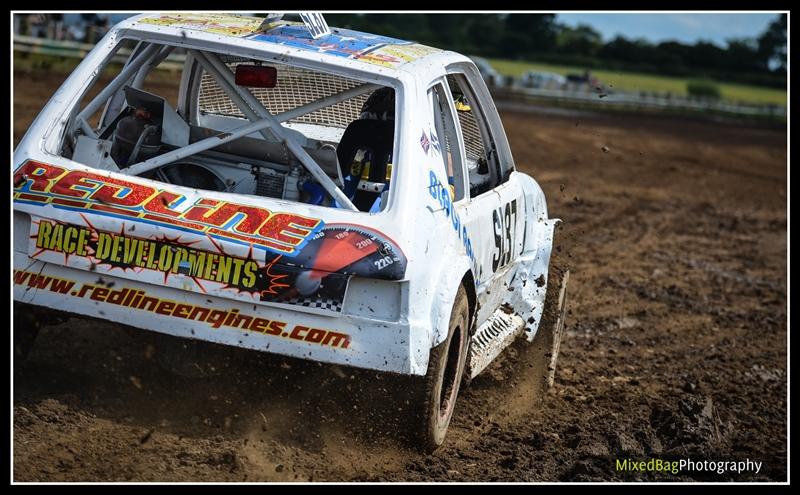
[502,14,557,58]
[466,15,506,57]
[757,14,787,72]
[725,38,761,73]
[556,24,602,57]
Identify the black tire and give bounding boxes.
[13,303,41,362]
[405,285,471,453]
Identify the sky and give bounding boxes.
[557,13,782,47]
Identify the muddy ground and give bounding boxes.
[13,67,787,482]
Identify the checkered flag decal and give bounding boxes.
[282,296,343,312]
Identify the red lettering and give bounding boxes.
[223,205,272,234]
[249,318,270,333]
[192,202,272,233]
[258,213,320,247]
[266,320,285,336]
[173,304,192,318]
[13,162,323,256]
[304,328,326,344]
[50,170,103,198]
[155,301,175,315]
[13,161,67,193]
[90,287,109,301]
[290,325,309,340]
[322,332,351,349]
[13,271,30,285]
[142,191,185,217]
[182,198,223,222]
[89,178,155,208]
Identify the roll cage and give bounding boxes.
[65,38,404,213]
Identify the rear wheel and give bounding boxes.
[403,285,470,452]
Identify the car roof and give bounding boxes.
[115,13,468,79]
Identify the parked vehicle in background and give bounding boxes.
[469,56,503,87]
[565,71,603,93]
[520,71,567,90]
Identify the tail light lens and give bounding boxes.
[235,65,277,88]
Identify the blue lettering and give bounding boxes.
[428,169,478,276]
[428,170,439,199]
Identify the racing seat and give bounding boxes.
[336,119,395,212]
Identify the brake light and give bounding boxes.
[235,65,277,88]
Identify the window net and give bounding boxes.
[197,55,374,129]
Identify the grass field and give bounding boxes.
[13,52,179,83]
[489,59,787,106]
[14,51,786,108]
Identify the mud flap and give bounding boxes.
[546,270,569,388]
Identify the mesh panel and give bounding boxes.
[456,109,486,163]
[198,56,372,129]
[432,92,453,158]
[446,74,487,163]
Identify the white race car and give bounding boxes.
[13,13,568,451]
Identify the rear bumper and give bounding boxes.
[13,253,424,375]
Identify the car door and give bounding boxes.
[431,70,525,324]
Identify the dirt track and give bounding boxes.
[13,69,787,481]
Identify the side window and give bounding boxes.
[428,83,467,202]
[446,73,507,197]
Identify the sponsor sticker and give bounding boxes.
[13,268,351,349]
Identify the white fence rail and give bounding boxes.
[494,83,786,118]
[490,82,786,119]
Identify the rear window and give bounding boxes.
[57,43,400,214]
[198,56,371,129]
